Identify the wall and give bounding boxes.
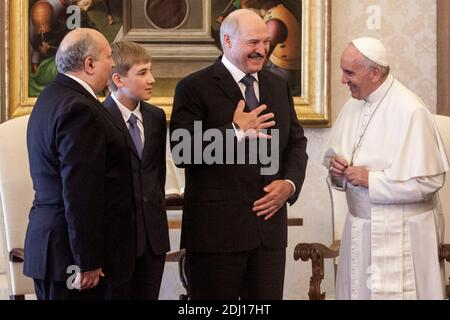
[285,0,437,299]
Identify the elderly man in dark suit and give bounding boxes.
[170,9,308,300]
[24,28,135,300]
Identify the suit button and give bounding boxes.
[143,196,149,202]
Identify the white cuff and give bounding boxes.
[285,179,296,196]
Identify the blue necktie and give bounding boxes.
[240,74,259,110]
[128,113,143,159]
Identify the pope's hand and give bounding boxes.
[345,166,369,188]
[329,156,348,177]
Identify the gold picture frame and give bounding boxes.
[6,0,331,127]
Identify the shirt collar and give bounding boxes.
[64,73,98,100]
[365,74,394,103]
[111,92,143,124]
[221,55,259,84]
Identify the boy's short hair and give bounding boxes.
[109,41,151,92]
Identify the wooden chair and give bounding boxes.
[293,177,346,300]
[295,114,450,300]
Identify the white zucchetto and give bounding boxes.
[352,37,389,67]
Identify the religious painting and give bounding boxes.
[215,0,302,97]
[28,0,123,96]
[6,0,330,127]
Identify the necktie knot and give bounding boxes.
[240,74,255,87]
[128,113,138,125]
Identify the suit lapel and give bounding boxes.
[257,70,280,182]
[103,95,140,159]
[258,70,280,130]
[140,105,153,164]
[55,74,124,132]
[258,70,275,113]
[213,60,244,108]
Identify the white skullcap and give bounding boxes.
[352,37,389,67]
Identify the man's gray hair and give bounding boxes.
[55,33,98,73]
[361,56,390,78]
[220,11,242,50]
[351,46,390,78]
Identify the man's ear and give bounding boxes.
[224,34,232,49]
[371,66,382,83]
[84,56,95,75]
[111,72,123,89]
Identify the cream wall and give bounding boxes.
[284,0,437,299]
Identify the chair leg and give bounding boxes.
[294,243,326,300]
[178,250,189,300]
[446,283,450,300]
[9,295,25,300]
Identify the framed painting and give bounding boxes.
[6,0,331,127]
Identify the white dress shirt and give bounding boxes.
[221,55,260,101]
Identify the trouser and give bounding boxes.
[106,242,166,300]
[34,279,106,300]
[186,245,286,300]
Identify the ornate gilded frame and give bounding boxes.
[5,0,331,127]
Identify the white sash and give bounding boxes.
[346,184,434,299]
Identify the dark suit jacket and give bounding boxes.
[170,59,308,253]
[24,73,135,284]
[103,96,170,257]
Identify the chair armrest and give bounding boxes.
[9,248,24,263]
[439,244,450,262]
[439,244,450,299]
[294,242,340,300]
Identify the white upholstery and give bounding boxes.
[0,115,35,297]
[325,177,347,282]
[433,115,450,282]
[327,179,347,243]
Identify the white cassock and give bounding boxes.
[322,74,450,300]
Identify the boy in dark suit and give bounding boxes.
[103,41,170,299]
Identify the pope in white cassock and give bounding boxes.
[322,37,450,300]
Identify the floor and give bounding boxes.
[0,273,36,300]
[0,273,8,299]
